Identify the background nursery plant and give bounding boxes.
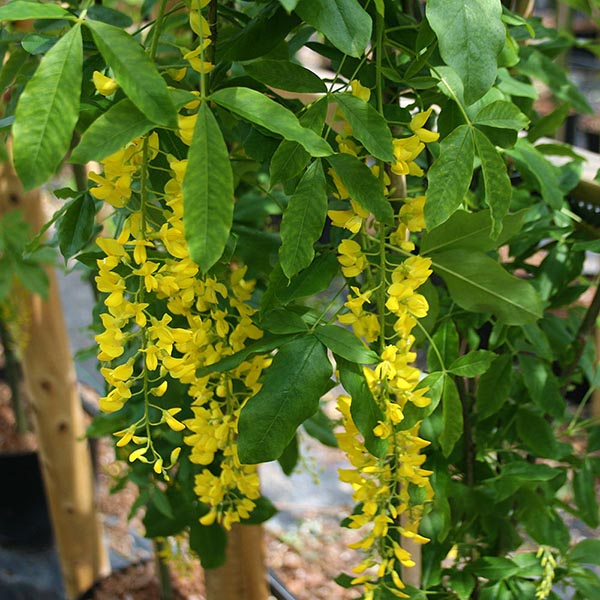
[1,0,600,598]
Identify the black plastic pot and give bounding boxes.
[0,451,53,548]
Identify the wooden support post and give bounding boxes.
[593,325,600,419]
[204,524,268,600]
[0,161,109,599]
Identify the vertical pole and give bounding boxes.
[0,160,109,599]
[593,325,600,419]
[204,524,268,600]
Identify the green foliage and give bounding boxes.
[426,0,505,103]
[4,1,599,597]
[279,160,327,278]
[183,102,234,273]
[238,336,332,463]
[13,24,82,190]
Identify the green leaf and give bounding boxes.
[528,103,570,143]
[0,1,73,20]
[12,24,82,190]
[424,124,474,230]
[476,353,512,419]
[518,354,565,418]
[303,408,338,447]
[260,308,308,334]
[326,153,393,224]
[400,371,444,430]
[440,375,462,457]
[516,408,569,459]
[183,103,234,273]
[13,260,49,298]
[474,557,520,580]
[506,138,563,209]
[335,93,394,162]
[244,59,326,93]
[428,320,459,372]
[569,539,600,566]
[278,0,300,11]
[449,570,476,600]
[212,87,332,157]
[315,325,379,364]
[449,350,495,377]
[278,435,299,475]
[426,0,505,104]
[238,336,332,463]
[57,195,96,260]
[71,99,153,164]
[152,489,174,519]
[432,249,544,325]
[243,495,278,524]
[270,99,327,185]
[85,19,177,128]
[501,461,561,482]
[421,209,526,255]
[295,0,372,58]
[472,128,512,238]
[196,334,296,377]
[573,459,600,528]
[338,357,387,458]
[473,101,530,130]
[279,161,327,278]
[507,139,563,209]
[273,252,338,305]
[189,519,227,569]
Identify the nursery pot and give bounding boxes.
[0,450,53,548]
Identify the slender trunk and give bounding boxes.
[204,524,268,600]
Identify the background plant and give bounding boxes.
[1,0,600,598]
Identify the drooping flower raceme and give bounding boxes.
[329,98,439,598]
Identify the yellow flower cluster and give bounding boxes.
[92,128,268,527]
[328,103,438,597]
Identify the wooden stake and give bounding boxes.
[204,524,268,600]
[0,161,109,599]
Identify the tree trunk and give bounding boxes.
[0,160,110,599]
[204,524,268,600]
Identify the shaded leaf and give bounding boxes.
[440,375,462,457]
[57,194,96,260]
[476,353,512,419]
[189,519,227,569]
